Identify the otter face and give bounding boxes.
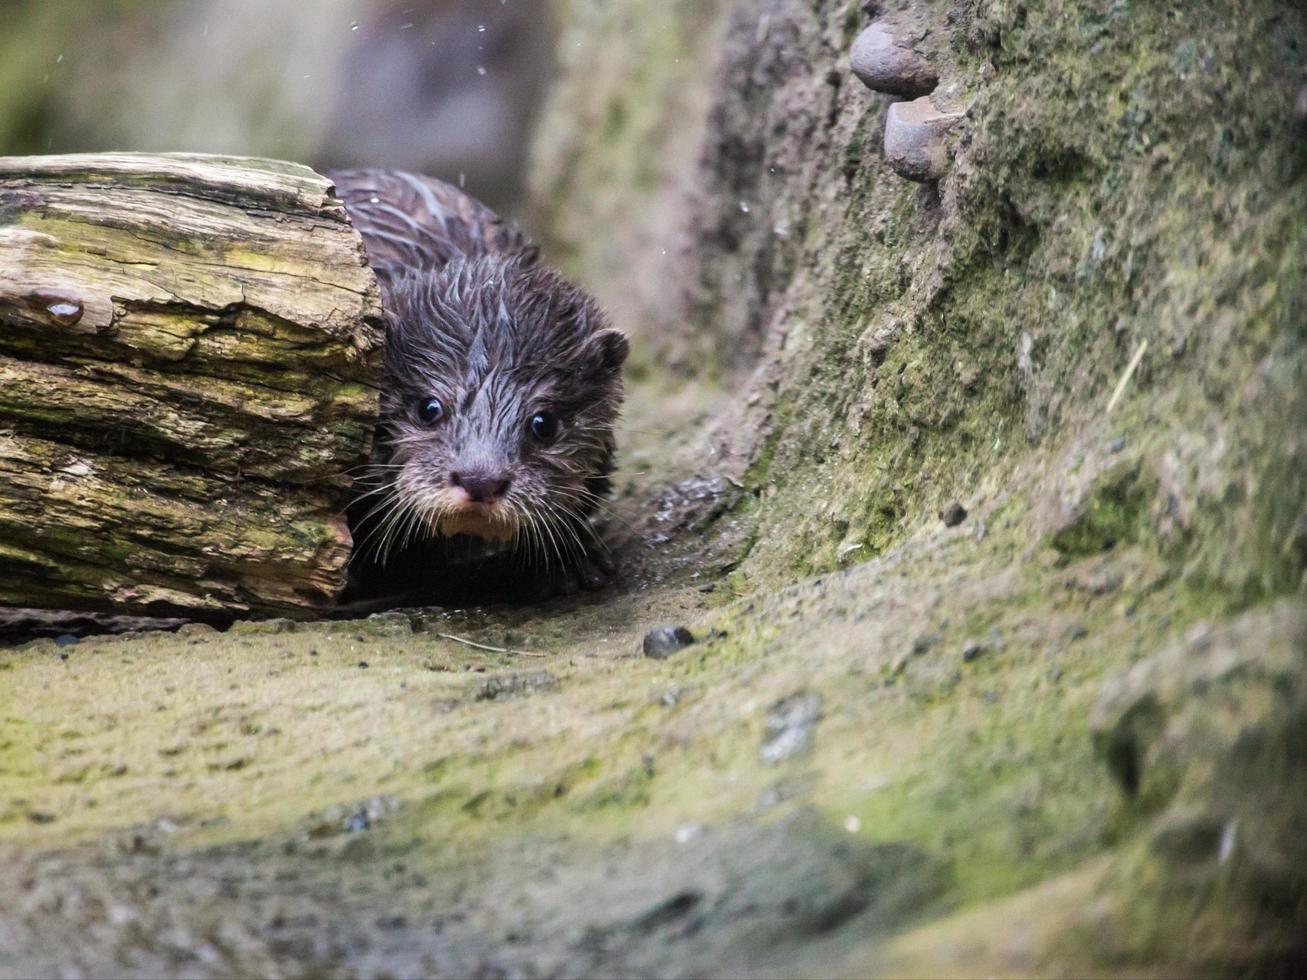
[363,254,627,565]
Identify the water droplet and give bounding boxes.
[476,65,487,76]
[675,824,701,845]
[41,297,83,326]
[55,54,64,64]
[349,20,359,31]
[369,195,380,204]
[739,200,750,213]
[477,23,486,32]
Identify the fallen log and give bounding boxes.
[0,153,385,619]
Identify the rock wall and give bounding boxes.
[535,0,1306,598]
[529,0,1307,972]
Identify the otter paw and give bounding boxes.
[579,551,618,591]
[534,552,617,597]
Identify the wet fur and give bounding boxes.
[330,169,626,597]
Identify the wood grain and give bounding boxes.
[0,153,385,617]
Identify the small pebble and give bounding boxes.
[760,692,822,764]
[643,626,695,660]
[884,95,964,182]
[357,661,369,669]
[961,639,985,662]
[54,634,80,648]
[1108,436,1127,453]
[939,501,968,527]
[849,23,938,97]
[911,632,942,656]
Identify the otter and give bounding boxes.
[329,169,627,599]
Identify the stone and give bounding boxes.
[849,24,938,98]
[643,625,696,659]
[760,692,822,764]
[911,632,942,656]
[939,501,968,527]
[884,96,965,182]
[473,670,560,701]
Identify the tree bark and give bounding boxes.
[0,153,385,618]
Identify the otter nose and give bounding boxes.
[449,470,511,503]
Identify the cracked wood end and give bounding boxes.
[0,153,386,619]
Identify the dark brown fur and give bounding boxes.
[330,169,627,594]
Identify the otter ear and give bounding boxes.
[585,328,629,372]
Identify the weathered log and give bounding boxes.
[0,153,385,618]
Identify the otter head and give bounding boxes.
[370,253,627,561]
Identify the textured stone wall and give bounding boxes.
[535,0,1307,598]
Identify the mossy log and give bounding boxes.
[0,153,385,618]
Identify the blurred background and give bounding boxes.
[0,0,556,213]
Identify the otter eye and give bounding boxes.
[529,411,560,444]
[416,397,444,425]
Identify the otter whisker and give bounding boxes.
[352,486,406,547]
[387,502,429,566]
[532,496,588,567]
[521,508,547,573]
[349,480,403,507]
[355,503,404,563]
[538,496,597,553]
[547,487,633,537]
[369,500,412,566]
[535,506,566,571]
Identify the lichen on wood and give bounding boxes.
[0,153,385,617]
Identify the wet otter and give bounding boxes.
[329,170,627,599]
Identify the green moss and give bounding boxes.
[1051,465,1154,558]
